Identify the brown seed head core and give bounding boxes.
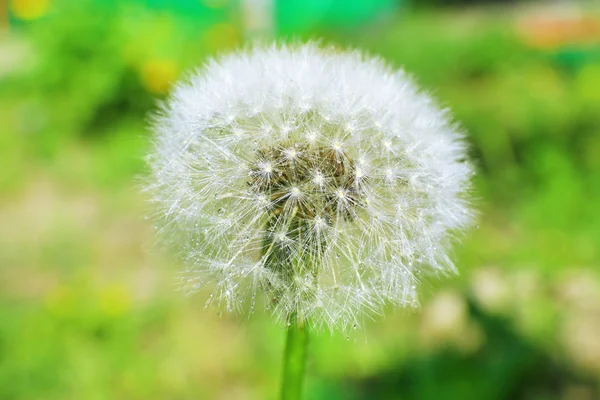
[248,142,362,224]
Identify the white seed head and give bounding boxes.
[146,43,474,331]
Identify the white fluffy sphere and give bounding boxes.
[146,43,474,331]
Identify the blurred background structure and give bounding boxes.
[1,0,600,399]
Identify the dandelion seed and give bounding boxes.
[313,172,325,186]
[284,148,299,161]
[306,131,318,143]
[233,127,244,137]
[145,43,474,332]
[262,162,273,174]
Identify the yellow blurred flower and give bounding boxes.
[99,283,131,317]
[140,59,179,95]
[10,0,50,21]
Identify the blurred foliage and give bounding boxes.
[274,0,400,35]
[313,300,599,400]
[1,1,600,399]
[2,0,241,156]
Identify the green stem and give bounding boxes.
[280,313,309,400]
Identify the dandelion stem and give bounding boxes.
[280,313,309,400]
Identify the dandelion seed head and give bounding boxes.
[146,43,475,332]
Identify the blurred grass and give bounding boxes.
[1,1,600,399]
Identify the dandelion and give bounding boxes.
[145,43,474,399]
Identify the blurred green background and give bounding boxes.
[1,0,600,399]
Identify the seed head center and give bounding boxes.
[249,141,362,222]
